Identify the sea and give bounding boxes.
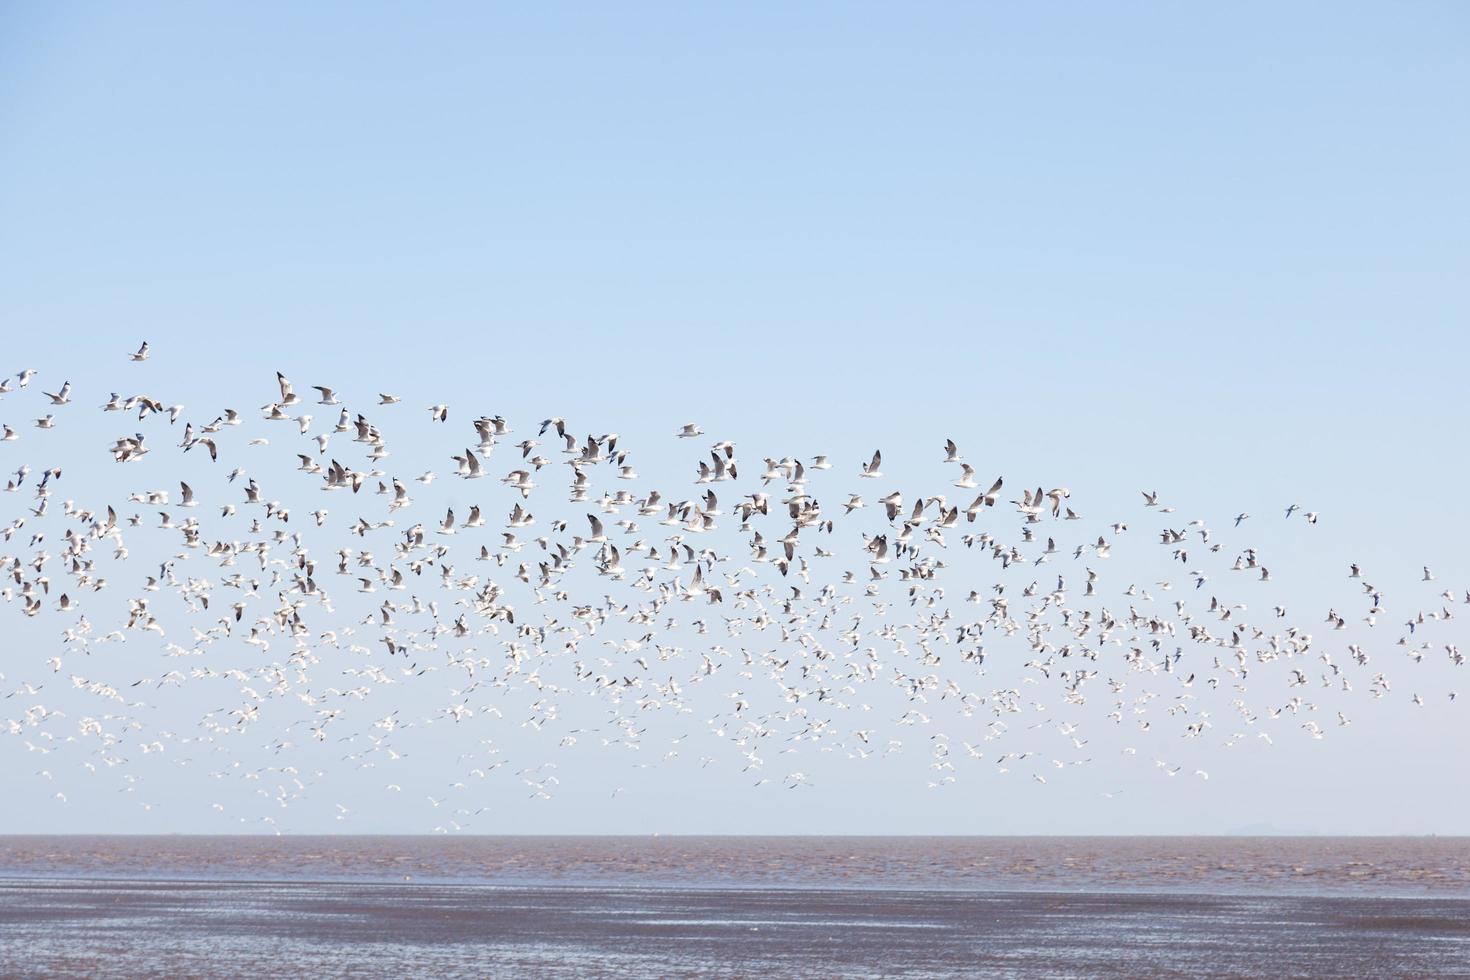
[2,836,1468,978]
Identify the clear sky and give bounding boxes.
[0,3,1467,834]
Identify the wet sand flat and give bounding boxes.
[4,876,1470,978]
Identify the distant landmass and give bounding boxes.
[1225,823,1321,836]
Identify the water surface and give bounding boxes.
[3,836,1468,978]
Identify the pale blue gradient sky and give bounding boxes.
[0,3,1467,833]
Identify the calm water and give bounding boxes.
[2,836,1468,977]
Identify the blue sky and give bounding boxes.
[0,3,1467,833]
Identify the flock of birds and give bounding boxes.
[0,342,1463,830]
